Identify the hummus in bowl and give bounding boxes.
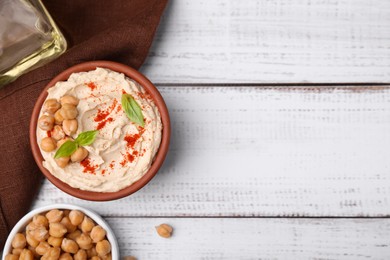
[30,61,170,201]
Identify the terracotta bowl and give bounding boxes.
[30,61,170,201]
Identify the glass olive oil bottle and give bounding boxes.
[0,0,67,87]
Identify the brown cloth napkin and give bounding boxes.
[0,0,168,248]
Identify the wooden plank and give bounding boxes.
[34,86,390,217]
[140,0,390,83]
[105,217,390,259]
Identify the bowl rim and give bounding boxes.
[29,61,171,201]
[1,203,119,259]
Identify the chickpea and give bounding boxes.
[54,109,64,125]
[48,236,63,247]
[60,104,78,120]
[101,254,112,260]
[96,240,111,256]
[46,209,64,223]
[40,137,57,152]
[59,253,73,260]
[61,238,79,254]
[33,214,49,228]
[74,249,88,260]
[26,233,39,247]
[75,233,93,250]
[11,248,22,255]
[55,156,70,168]
[44,99,61,114]
[26,221,38,231]
[29,226,49,242]
[11,233,26,248]
[60,95,79,106]
[90,225,106,243]
[28,246,40,258]
[5,254,19,260]
[25,224,36,237]
[66,229,81,240]
[62,119,78,136]
[51,125,65,141]
[71,147,89,162]
[87,247,98,258]
[19,249,34,260]
[91,257,102,260]
[60,216,77,233]
[35,241,51,255]
[38,115,55,131]
[80,216,95,233]
[155,223,173,238]
[49,222,67,238]
[41,247,60,260]
[69,210,84,226]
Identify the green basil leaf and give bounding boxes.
[75,130,99,146]
[121,94,145,127]
[54,141,78,159]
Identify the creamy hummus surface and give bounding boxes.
[36,68,162,192]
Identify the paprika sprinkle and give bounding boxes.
[86,82,97,90]
[80,158,98,174]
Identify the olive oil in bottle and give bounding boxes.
[0,0,67,87]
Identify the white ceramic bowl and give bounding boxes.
[2,204,119,259]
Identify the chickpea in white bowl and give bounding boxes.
[2,204,119,260]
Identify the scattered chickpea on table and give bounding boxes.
[155,223,173,238]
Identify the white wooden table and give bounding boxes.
[33,1,390,259]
